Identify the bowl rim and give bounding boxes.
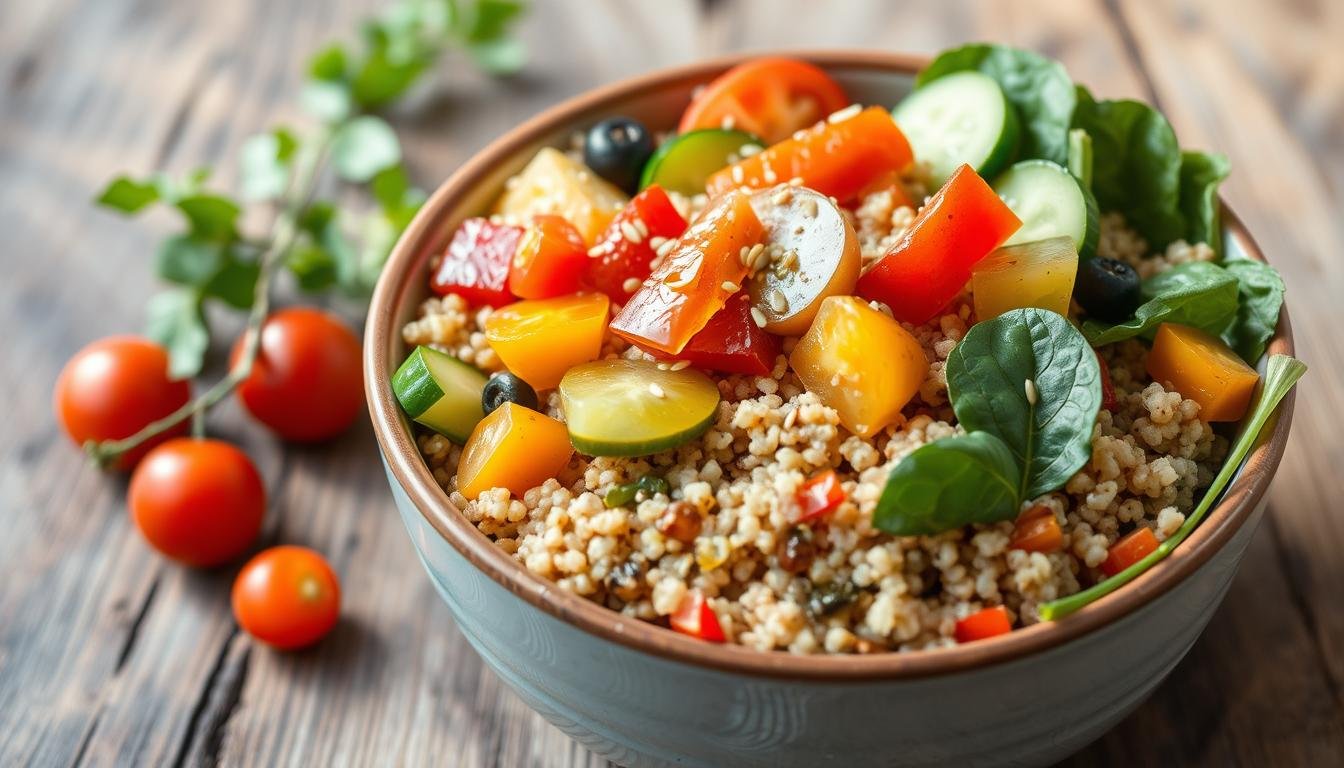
[364,50,1297,681]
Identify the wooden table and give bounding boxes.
[2,1,1341,765]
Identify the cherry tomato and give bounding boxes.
[679,57,849,144]
[796,469,845,523]
[954,606,1013,643]
[655,294,780,376]
[669,590,725,642]
[128,438,265,566]
[584,185,688,302]
[508,215,588,299]
[232,546,341,650]
[1009,505,1064,554]
[231,308,363,442]
[431,217,523,307]
[54,336,192,470]
[1101,527,1160,577]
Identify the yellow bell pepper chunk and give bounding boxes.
[484,293,610,390]
[492,147,628,244]
[971,236,1078,321]
[1146,322,1259,422]
[789,296,928,437]
[458,403,574,499]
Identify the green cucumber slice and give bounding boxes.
[559,359,720,457]
[893,70,1020,187]
[392,345,489,443]
[993,159,1100,260]
[638,129,763,196]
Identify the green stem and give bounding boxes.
[85,130,334,467]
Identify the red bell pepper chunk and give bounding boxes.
[431,218,523,308]
[584,185,688,302]
[657,294,780,376]
[508,215,588,299]
[796,469,844,523]
[1096,351,1118,411]
[669,590,726,642]
[610,190,763,355]
[954,605,1013,644]
[856,164,1021,324]
[1100,527,1159,577]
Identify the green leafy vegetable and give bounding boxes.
[946,308,1102,500]
[1179,150,1231,258]
[1221,259,1285,363]
[1082,261,1239,346]
[917,43,1076,165]
[874,433,1021,536]
[1039,354,1306,620]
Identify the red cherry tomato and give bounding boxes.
[680,58,849,144]
[128,438,265,566]
[231,308,363,442]
[655,294,780,376]
[431,217,523,307]
[954,606,1013,643]
[669,590,726,642]
[232,546,341,650]
[584,185,688,302]
[1101,527,1160,577]
[796,469,845,523]
[54,336,192,470]
[508,215,588,299]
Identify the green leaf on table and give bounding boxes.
[874,432,1021,536]
[461,0,527,43]
[371,164,426,229]
[300,80,354,123]
[239,128,299,201]
[174,194,240,240]
[203,247,261,309]
[155,234,224,286]
[331,116,402,183]
[1179,150,1231,257]
[467,37,526,75]
[351,42,430,108]
[1221,259,1285,363]
[309,44,349,81]
[947,308,1102,500]
[1082,261,1239,346]
[916,43,1076,165]
[145,289,209,380]
[288,243,339,293]
[96,176,160,213]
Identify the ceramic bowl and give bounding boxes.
[365,52,1297,768]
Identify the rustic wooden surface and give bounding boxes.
[1,0,1341,765]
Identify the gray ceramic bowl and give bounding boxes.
[365,52,1297,768]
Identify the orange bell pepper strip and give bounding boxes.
[609,191,763,355]
[954,605,1013,643]
[1100,527,1160,577]
[1009,504,1064,554]
[706,107,913,202]
[856,164,1021,325]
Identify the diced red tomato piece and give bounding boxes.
[610,191,763,355]
[706,107,913,203]
[656,294,780,375]
[954,605,1013,644]
[1096,351,1118,411]
[669,590,726,642]
[1101,527,1159,577]
[856,164,1021,324]
[509,215,588,299]
[430,218,523,307]
[679,57,850,145]
[1010,505,1064,554]
[584,185,688,302]
[796,469,844,523]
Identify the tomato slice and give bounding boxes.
[796,469,845,523]
[856,164,1021,324]
[954,606,1013,643]
[706,107,913,203]
[1009,505,1064,554]
[680,58,849,145]
[657,293,780,376]
[609,191,763,355]
[669,590,726,642]
[509,215,588,299]
[583,185,688,302]
[431,218,522,307]
[1096,351,1119,411]
[1101,527,1160,577]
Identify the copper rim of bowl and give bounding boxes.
[365,51,1297,681]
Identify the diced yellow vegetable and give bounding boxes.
[457,403,574,499]
[1146,322,1259,421]
[492,147,628,244]
[484,293,610,390]
[971,236,1078,321]
[789,296,927,437]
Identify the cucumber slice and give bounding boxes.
[993,159,1100,260]
[638,129,763,196]
[892,71,1020,187]
[392,346,489,443]
[559,359,720,457]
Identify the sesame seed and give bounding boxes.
[783,409,798,429]
[827,104,862,124]
[721,280,739,293]
[788,176,804,187]
[670,360,691,371]
[649,236,668,250]
[768,288,788,313]
[655,238,677,258]
[587,244,606,257]
[649,383,666,398]
[634,218,649,237]
[622,277,642,293]
[739,144,761,157]
[731,165,744,184]
[620,220,643,244]
[772,188,793,206]
[750,307,767,328]
[802,198,819,218]
[722,115,736,129]
[656,362,670,371]
[1025,379,1038,405]
[747,243,766,261]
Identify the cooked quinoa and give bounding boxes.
[404,197,1228,655]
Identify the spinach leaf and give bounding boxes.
[946,308,1102,500]
[1082,261,1239,345]
[1221,259,1285,363]
[873,433,1021,536]
[917,43,1076,165]
[1179,151,1231,257]
[1039,354,1306,620]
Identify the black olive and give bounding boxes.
[1074,257,1142,322]
[807,580,858,618]
[482,372,538,415]
[583,117,654,193]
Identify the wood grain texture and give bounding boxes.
[0,1,1339,766]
